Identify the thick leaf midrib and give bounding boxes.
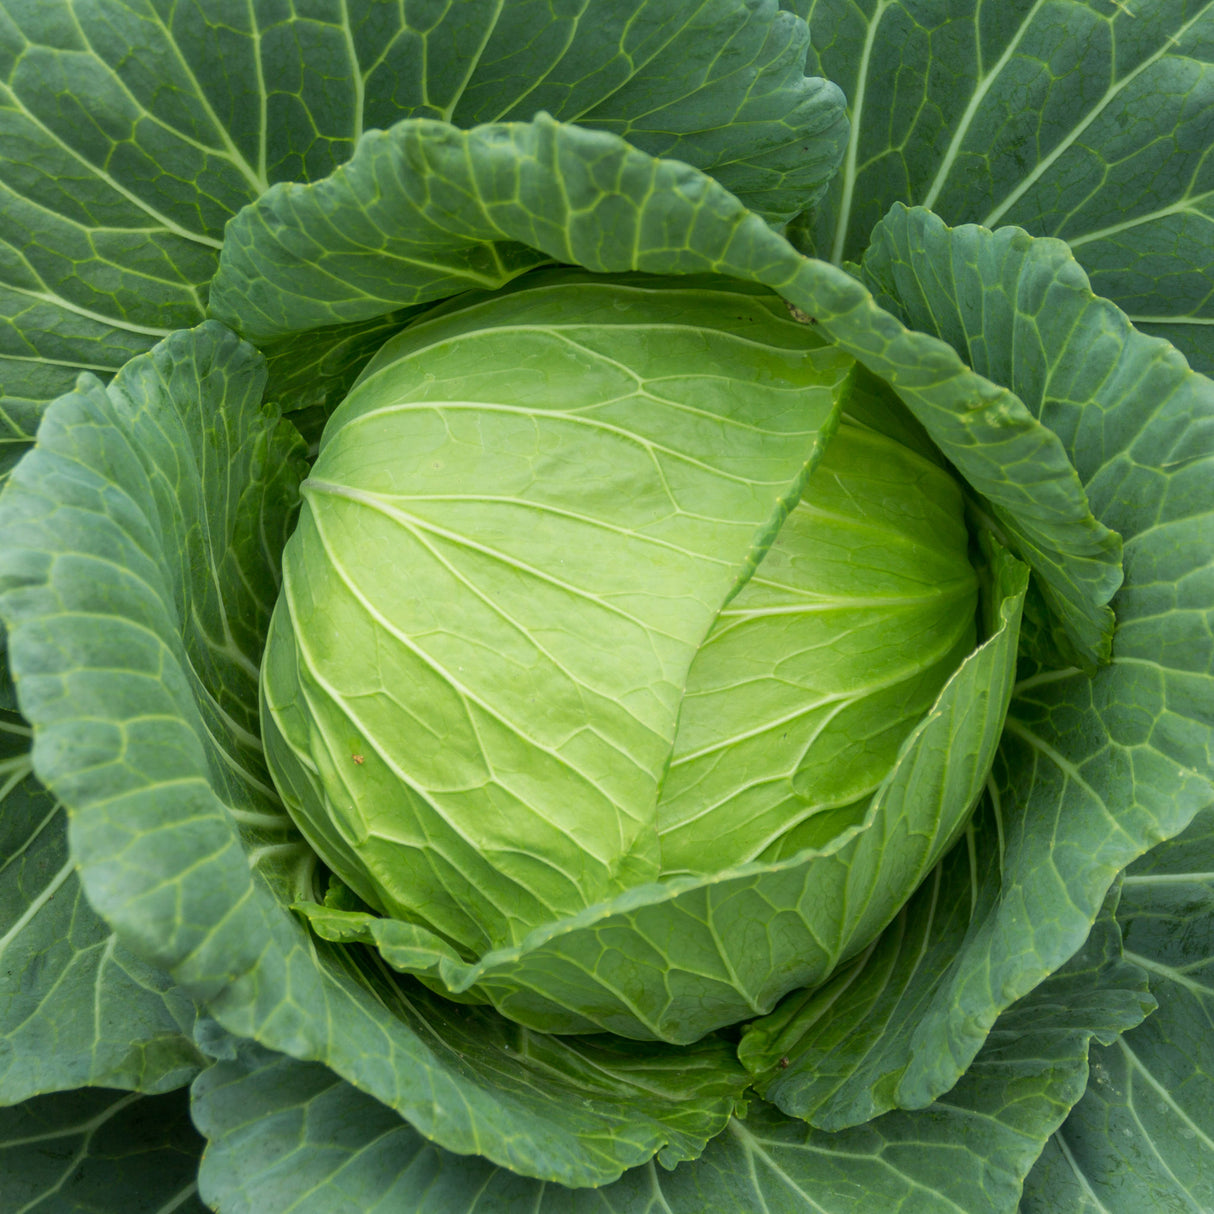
[1000,716,1136,848]
[1130,313,1214,326]
[0,859,72,954]
[1066,193,1212,250]
[1053,1130,1111,1213]
[829,0,896,265]
[0,754,33,806]
[375,492,746,554]
[2,280,175,339]
[64,3,269,196]
[360,319,827,390]
[0,352,124,374]
[919,0,1048,212]
[717,579,977,617]
[0,93,227,251]
[1121,871,1214,886]
[1121,949,1213,999]
[1115,1035,1214,1153]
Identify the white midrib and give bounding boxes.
[920,0,1049,211]
[982,3,1214,228]
[0,860,74,955]
[830,2,893,266]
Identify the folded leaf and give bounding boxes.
[860,204,1133,667]
[211,115,1117,694]
[197,883,1153,1214]
[263,270,852,948]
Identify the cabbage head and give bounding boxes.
[260,270,1008,1043]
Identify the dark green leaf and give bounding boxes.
[197,887,1153,1214]
[861,203,1128,668]
[0,0,846,417]
[0,680,201,1101]
[0,1086,207,1214]
[803,0,1214,373]
[1022,808,1214,1214]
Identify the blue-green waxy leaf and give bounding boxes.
[734,210,1214,1138]
[0,1086,208,1214]
[0,323,750,1187]
[801,0,1214,374]
[0,0,846,418]
[861,203,1128,669]
[195,886,1152,1214]
[1023,808,1214,1214]
[0,481,201,1109]
[0,716,203,1102]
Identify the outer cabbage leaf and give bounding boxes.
[1,604,202,1102]
[736,210,1214,1132]
[0,0,846,422]
[799,0,1214,373]
[194,884,1152,1214]
[0,717,203,1102]
[0,324,751,1186]
[1022,808,1214,1213]
[0,1086,208,1214]
[861,203,1130,667]
[211,115,1116,707]
[4,89,1208,1196]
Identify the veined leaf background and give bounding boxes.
[0,2,1210,1212]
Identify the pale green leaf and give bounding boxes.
[297,539,1024,1042]
[263,270,853,951]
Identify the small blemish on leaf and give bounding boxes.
[778,1056,790,1069]
[352,754,365,765]
[784,301,817,326]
